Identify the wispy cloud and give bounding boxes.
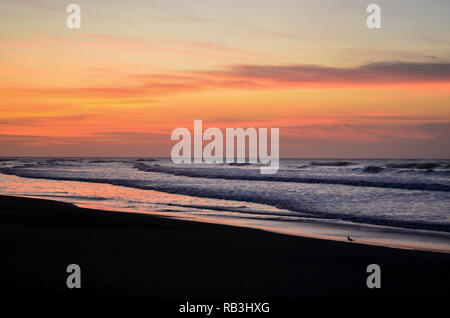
[207,62,450,85]
[3,61,449,102]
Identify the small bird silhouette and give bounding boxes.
[347,236,354,242]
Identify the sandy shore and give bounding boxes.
[0,194,449,301]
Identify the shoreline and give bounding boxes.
[1,194,449,298]
[77,201,450,254]
[1,171,449,254]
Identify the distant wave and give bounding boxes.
[131,163,450,192]
[294,165,309,169]
[88,160,113,163]
[362,166,384,173]
[46,158,85,163]
[386,162,442,170]
[227,162,255,166]
[310,161,356,167]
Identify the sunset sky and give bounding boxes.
[1,0,449,157]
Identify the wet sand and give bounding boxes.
[0,195,449,301]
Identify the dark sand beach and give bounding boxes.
[1,195,449,304]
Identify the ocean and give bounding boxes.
[1,157,449,252]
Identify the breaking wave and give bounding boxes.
[131,163,450,192]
